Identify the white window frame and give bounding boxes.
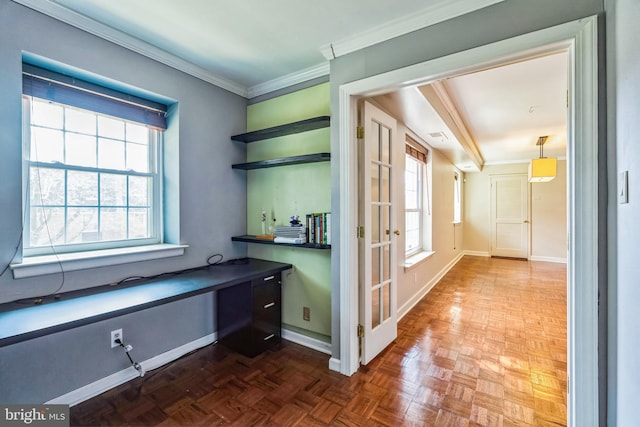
[22,96,163,257]
[11,64,186,279]
[404,137,432,267]
[453,171,462,224]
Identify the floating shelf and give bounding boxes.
[231,116,330,143]
[232,235,331,250]
[232,153,330,170]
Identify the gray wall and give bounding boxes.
[0,0,247,403]
[606,0,640,425]
[329,0,603,360]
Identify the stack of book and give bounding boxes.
[306,212,331,245]
[273,225,306,244]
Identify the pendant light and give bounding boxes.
[528,136,556,182]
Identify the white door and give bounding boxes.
[490,174,529,258]
[358,101,398,365]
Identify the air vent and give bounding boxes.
[428,131,448,140]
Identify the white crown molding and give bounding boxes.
[11,0,249,98]
[320,0,505,60]
[248,62,330,99]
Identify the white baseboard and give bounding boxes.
[281,327,332,355]
[530,255,567,264]
[464,250,490,257]
[47,333,217,407]
[398,251,465,320]
[328,357,341,373]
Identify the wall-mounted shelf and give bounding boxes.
[232,235,331,250]
[232,153,330,170]
[231,116,330,143]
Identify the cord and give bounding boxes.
[115,338,144,377]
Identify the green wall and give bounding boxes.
[245,83,331,340]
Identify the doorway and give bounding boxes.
[336,17,599,427]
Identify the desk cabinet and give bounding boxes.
[216,273,281,357]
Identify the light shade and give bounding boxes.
[528,157,557,182]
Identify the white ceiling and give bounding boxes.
[374,52,568,170]
[16,0,567,168]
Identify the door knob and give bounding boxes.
[523,220,529,223]
[394,230,400,235]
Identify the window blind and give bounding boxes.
[405,136,427,163]
[22,65,168,130]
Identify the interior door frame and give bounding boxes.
[336,16,599,426]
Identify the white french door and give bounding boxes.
[358,101,398,365]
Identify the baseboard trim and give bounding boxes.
[530,256,567,264]
[464,250,491,257]
[281,328,332,355]
[398,251,465,320]
[328,357,341,373]
[47,333,217,406]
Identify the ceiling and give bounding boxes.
[373,52,568,170]
[16,0,567,169]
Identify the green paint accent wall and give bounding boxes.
[245,83,331,339]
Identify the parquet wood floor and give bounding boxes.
[70,256,567,426]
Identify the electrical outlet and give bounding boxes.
[303,307,310,321]
[111,329,122,348]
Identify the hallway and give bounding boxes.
[70,256,567,426]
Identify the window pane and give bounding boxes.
[372,206,380,244]
[126,122,148,144]
[31,128,64,163]
[30,168,65,206]
[98,138,125,170]
[66,108,96,134]
[371,121,380,162]
[381,166,390,203]
[382,206,390,242]
[129,176,150,207]
[98,116,125,140]
[381,125,391,165]
[126,142,149,172]
[101,208,127,241]
[372,286,381,329]
[66,133,97,167]
[29,207,65,246]
[68,171,98,206]
[372,247,380,285]
[31,100,63,128]
[129,208,150,238]
[100,174,127,206]
[67,207,99,243]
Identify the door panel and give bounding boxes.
[359,101,398,365]
[491,174,529,258]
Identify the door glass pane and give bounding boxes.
[382,206,390,242]
[371,287,381,329]
[381,125,391,165]
[383,245,391,282]
[372,206,380,244]
[381,166,390,203]
[371,121,380,161]
[371,163,380,202]
[383,283,391,321]
[371,247,380,286]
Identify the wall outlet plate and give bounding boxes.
[111,329,122,348]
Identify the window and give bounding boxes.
[453,171,462,223]
[405,137,430,258]
[22,65,167,257]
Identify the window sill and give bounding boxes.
[10,244,188,279]
[403,250,435,271]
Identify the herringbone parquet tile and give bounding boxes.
[70,256,567,426]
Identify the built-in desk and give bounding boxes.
[0,258,291,357]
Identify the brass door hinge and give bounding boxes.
[357,226,364,238]
[356,126,364,139]
[357,324,364,338]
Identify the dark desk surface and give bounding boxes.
[0,258,292,347]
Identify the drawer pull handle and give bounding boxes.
[263,275,275,281]
[263,334,275,341]
[263,302,276,309]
